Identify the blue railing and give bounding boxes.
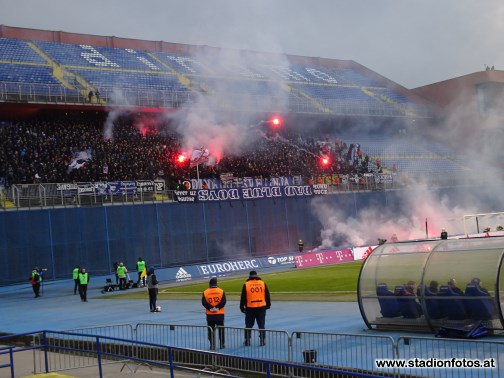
[0,330,380,378]
[0,346,15,378]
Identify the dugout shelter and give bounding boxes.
[358,237,504,332]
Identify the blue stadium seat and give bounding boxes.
[437,285,467,320]
[394,285,422,319]
[376,284,401,318]
[0,38,47,63]
[423,286,444,320]
[465,284,497,320]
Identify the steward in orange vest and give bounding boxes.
[202,277,226,349]
[239,270,271,346]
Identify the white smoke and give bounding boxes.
[311,184,484,249]
[164,47,291,162]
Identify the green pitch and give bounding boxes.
[104,261,362,302]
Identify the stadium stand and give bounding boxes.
[338,133,468,177]
[0,38,47,63]
[0,36,431,117]
[0,112,378,187]
[0,33,468,188]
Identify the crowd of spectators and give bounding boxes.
[0,112,375,188]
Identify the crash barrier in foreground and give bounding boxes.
[61,323,504,377]
[0,330,384,378]
[2,325,504,377]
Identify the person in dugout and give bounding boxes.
[240,270,271,346]
[202,277,226,349]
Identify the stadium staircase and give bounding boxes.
[29,41,102,103]
[0,192,15,209]
[147,51,196,93]
[362,87,414,117]
[284,82,333,113]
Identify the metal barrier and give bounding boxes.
[0,345,15,378]
[214,326,292,377]
[0,79,434,119]
[65,324,135,342]
[9,181,173,210]
[396,336,503,378]
[135,322,214,371]
[34,330,137,374]
[1,330,383,378]
[291,331,396,377]
[4,327,504,377]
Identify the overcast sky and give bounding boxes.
[1,0,503,88]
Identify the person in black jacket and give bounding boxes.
[239,270,271,346]
[202,277,226,349]
[146,267,159,312]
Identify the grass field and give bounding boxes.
[105,261,363,302]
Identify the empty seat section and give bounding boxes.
[35,41,167,71]
[70,69,188,91]
[0,38,47,64]
[154,52,208,74]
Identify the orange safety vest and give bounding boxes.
[203,287,225,315]
[245,280,266,308]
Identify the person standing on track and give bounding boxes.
[73,265,80,295]
[240,270,271,346]
[78,268,89,302]
[137,257,146,287]
[146,267,160,312]
[117,262,127,290]
[202,277,226,349]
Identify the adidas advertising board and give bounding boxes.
[175,267,192,282]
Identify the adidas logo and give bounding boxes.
[175,268,192,281]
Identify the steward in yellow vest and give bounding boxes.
[137,257,147,287]
[239,270,271,346]
[78,268,89,302]
[73,266,80,295]
[202,277,226,349]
